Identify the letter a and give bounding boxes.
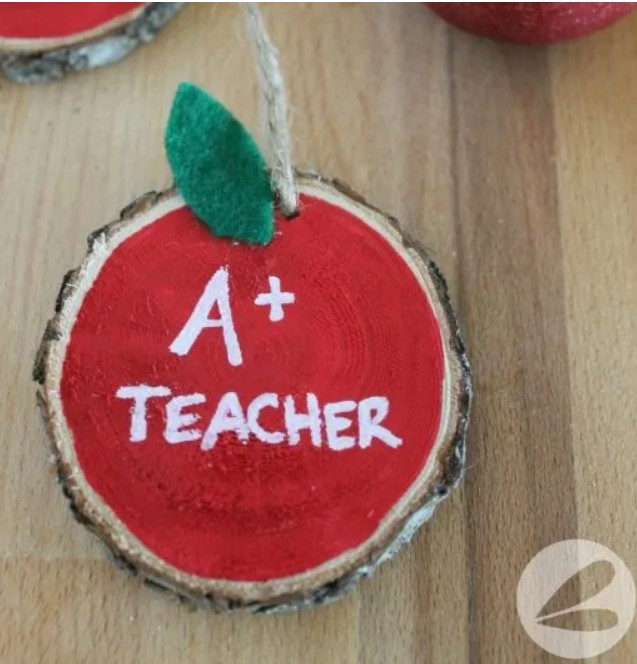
[169,267,243,366]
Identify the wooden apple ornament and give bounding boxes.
[0,3,182,83]
[428,2,636,44]
[34,85,471,611]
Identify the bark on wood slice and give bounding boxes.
[33,172,472,612]
[0,3,183,84]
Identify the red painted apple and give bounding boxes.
[33,85,471,610]
[427,2,636,44]
[35,175,470,608]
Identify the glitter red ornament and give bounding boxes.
[428,2,636,44]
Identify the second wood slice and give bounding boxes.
[0,3,183,83]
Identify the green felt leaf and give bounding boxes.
[165,82,273,245]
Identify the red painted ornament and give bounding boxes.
[0,2,182,83]
[35,175,470,610]
[428,2,636,44]
[0,3,146,40]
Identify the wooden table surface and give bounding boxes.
[1,4,636,663]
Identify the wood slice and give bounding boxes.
[34,172,472,612]
[0,3,183,83]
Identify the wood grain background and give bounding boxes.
[1,4,636,662]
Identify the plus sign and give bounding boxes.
[254,276,295,322]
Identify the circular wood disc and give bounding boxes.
[0,3,183,83]
[34,173,471,612]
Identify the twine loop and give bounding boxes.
[243,3,298,218]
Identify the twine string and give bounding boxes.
[243,3,299,218]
